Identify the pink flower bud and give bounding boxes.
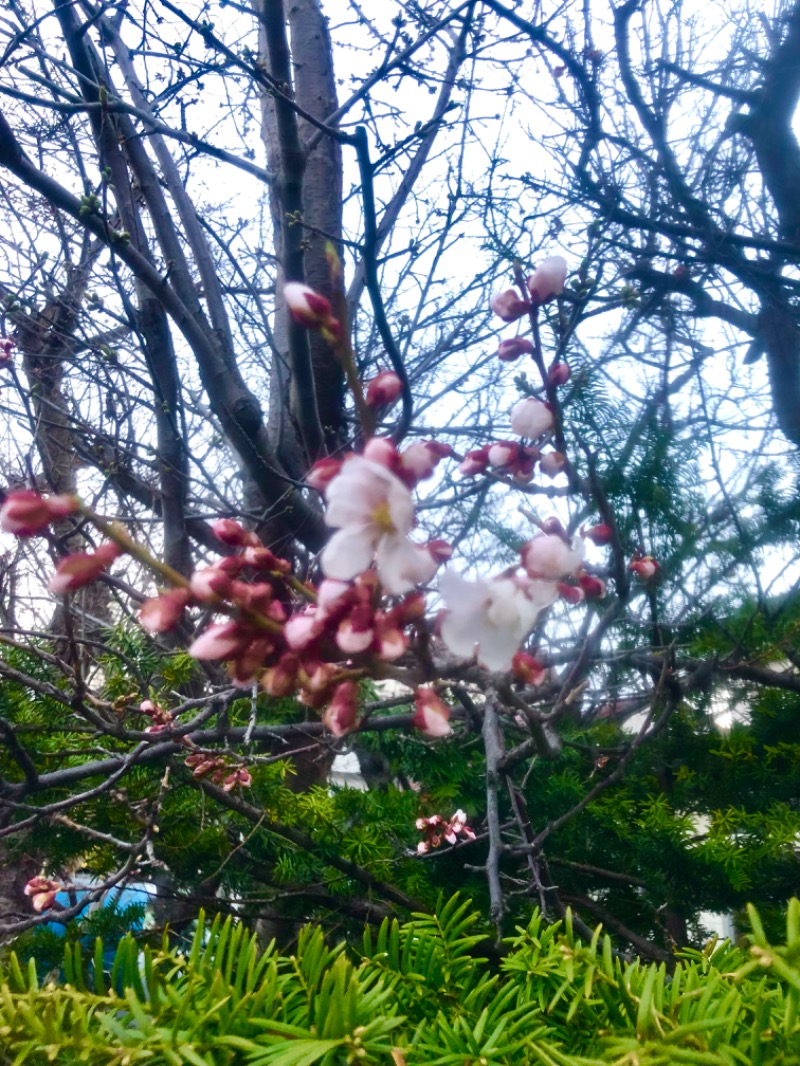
[139,588,191,633]
[413,686,452,738]
[630,555,659,580]
[241,546,292,573]
[285,607,324,650]
[1,490,78,536]
[578,571,606,599]
[498,336,535,362]
[48,542,122,594]
[399,441,453,482]
[365,370,403,407]
[222,767,253,791]
[557,581,585,604]
[24,876,62,912]
[375,622,406,660]
[391,591,426,625]
[301,662,340,704]
[0,337,13,366]
[284,282,335,329]
[323,680,359,736]
[510,398,555,439]
[306,457,343,494]
[547,362,571,387]
[229,636,277,687]
[261,654,300,697]
[583,523,613,546]
[490,289,531,323]
[188,621,252,661]
[541,516,568,538]
[512,650,546,685]
[426,539,453,563]
[190,566,234,603]
[362,436,400,470]
[521,533,583,580]
[336,616,375,654]
[459,447,490,476]
[539,451,567,478]
[488,440,521,470]
[526,255,567,305]
[210,518,260,548]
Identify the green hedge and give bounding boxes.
[2,896,799,1065]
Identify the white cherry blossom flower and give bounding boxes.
[321,456,426,594]
[439,571,557,671]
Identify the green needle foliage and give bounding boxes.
[2,894,800,1065]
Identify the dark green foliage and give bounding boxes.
[2,895,800,1064]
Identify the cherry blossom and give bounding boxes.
[439,571,557,671]
[321,456,433,594]
[510,398,555,440]
[526,255,567,305]
[416,809,476,853]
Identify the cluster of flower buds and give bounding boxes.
[416,809,476,854]
[185,751,252,791]
[310,438,453,595]
[0,490,78,536]
[0,337,13,367]
[284,282,341,345]
[24,876,63,912]
[139,698,175,735]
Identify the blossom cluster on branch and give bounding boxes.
[0,252,659,885]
